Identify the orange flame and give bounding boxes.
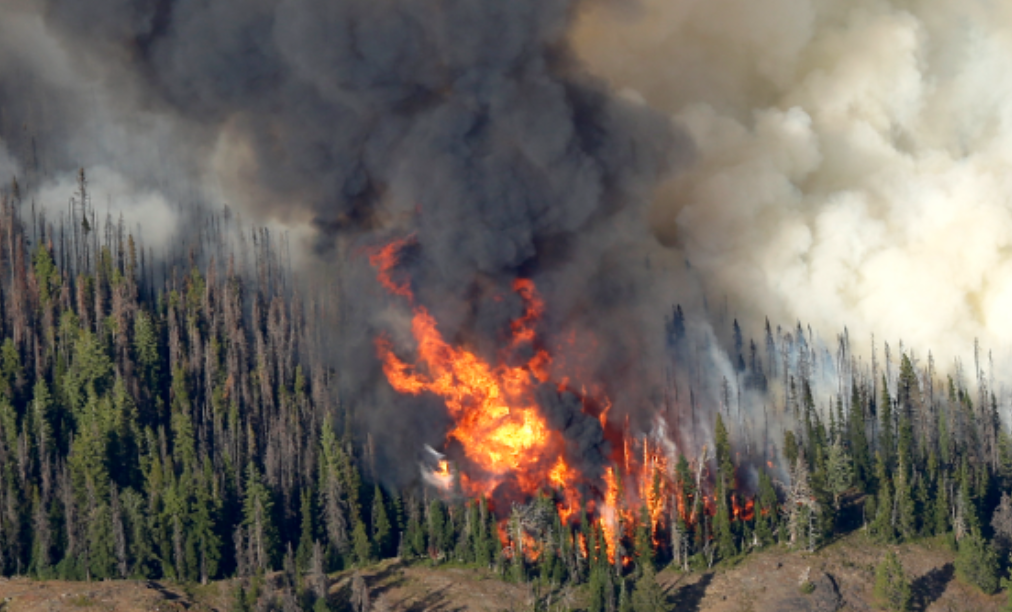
[368,238,415,301]
[372,239,573,499]
[600,467,619,565]
[368,237,766,568]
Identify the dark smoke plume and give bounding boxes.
[0,0,693,484]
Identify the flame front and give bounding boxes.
[372,242,567,498]
[369,238,759,569]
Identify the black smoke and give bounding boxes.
[1,0,693,485]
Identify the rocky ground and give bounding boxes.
[0,531,1005,611]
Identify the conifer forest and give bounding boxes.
[0,170,1008,612]
[6,0,1012,611]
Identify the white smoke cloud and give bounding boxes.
[34,166,179,253]
[574,0,1012,367]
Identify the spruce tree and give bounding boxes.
[242,462,278,573]
[371,485,391,559]
[848,381,871,490]
[631,565,667,612]
[634,504,654,573]
[297,488,316,572]
[826,438,853,510]
[880,376,894,471]
[352,520,372,566]
[870,453,895,543]
[714,480,735,561]
[873,550,911,612]
[955,527,999,594]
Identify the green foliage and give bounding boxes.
[352,520,372,566]
[714,481,735,561]
[880,377,894,472]
[826,438,853,510]
[633,504,653,573]
[33,243,60,304]
[873,550,911,611]
[1000,555,1012,612]
[371,485,392,559]
[242,462,278,573]
[955,528,1000,594]
[784,430,799,470]
[869,454,895,543]
[631,566,667,612]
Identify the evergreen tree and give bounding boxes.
[826,437,853,510]
[352,520,372,566]
[848,381,871,490]
[714,480,735,561]
[633,504,653,573]
[870,453,896,543]
[191,460,221,583]
[873,550,911,612]
[955,527,1000,595]
[880,377,894,471]
[371,485,392,559]
[242,462,278,573]
[895,460,917,541]
[631,565,667,612]
[297,488,316,572]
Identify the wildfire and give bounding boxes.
[371,240,573,500]
[599,467,619,565]
[550,458,581,525]
[732,495,755,522]
[368,237,415,301]
[368,238,760,571]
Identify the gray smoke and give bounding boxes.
[574,0,1012,372]
[0,0,694,484]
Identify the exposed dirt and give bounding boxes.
[348,531,1007,612]
[0,578,229,612]
[0,532,1005,612]
[651,533,1001,612]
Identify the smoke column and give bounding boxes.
[0,0,698,481]
[574,0,1012,368]
[7,0,1010,482]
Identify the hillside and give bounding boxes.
[0,530,1002,612]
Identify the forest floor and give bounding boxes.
[0,531,1005,612]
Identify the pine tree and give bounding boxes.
[870,453,895,543]
[631,565,667,612]
[297,488,316,571]
[873,550,911,611]
[848,381,871,489]
[352,520,372,566]
[371,485,392,559]
[955,527,999,594]
[191,459,221,584]
[242,462,278,573]
[826,437,853,510]
[895,460,917,541]
[880,376,894,471]
[633,504,653,573]
[714,480,735,560]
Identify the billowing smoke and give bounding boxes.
[574,0,1012,368]
[0,0,696,483]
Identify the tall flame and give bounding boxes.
[371,240,571,498]
[369,238,758,569]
